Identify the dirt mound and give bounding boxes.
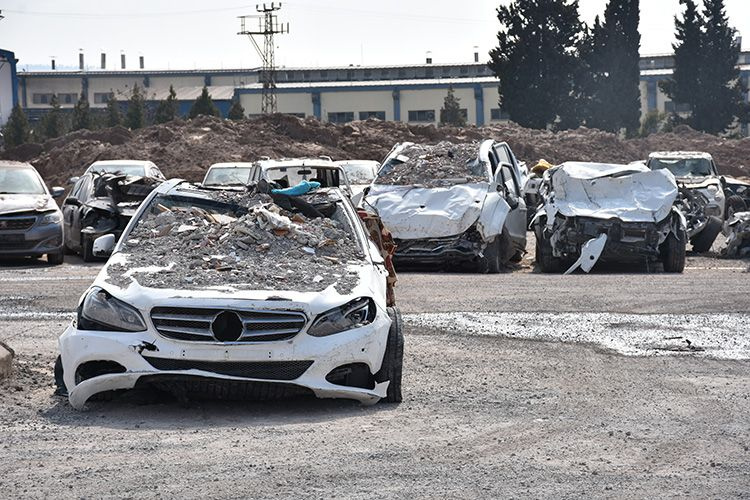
[2,115,749,187]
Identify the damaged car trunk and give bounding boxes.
[62,172,162,261]
[533,162,687,274]
[365,140,527,273]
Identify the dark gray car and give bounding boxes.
[0,161,65,264]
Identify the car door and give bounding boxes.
[493,143,527,246]
[63,176,85,250]
[70,176,91,250]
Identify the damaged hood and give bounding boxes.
[547,162,678,223]
[0,193,58,215]
[366,183,489,239]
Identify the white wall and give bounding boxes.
[320,90,393,121]
[239,92,314,117]
[399,87,476,125]
[0,62,13,125]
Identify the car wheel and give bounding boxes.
[376,306,404,404]
[81,236,95,262]
[726,195,747,219]
[535,224,561,273]
[47,251,64,266]
[477,237,502,274]
[509,250,524,263]
[690,216,722,253]
[662,228,686,273]
[54,355,68,396]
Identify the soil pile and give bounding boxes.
[375,141,487,187]
[106,186,365,293]
[3,115,749,186]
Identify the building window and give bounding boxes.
[442,67,452,77]
[664,101,691,113]
[286,71,295,81]
[359,111,386,120]
[490,108,511,121]
[407,110,435,122]
[460,66,469,75]
[94,92,114,104]
[319,70,328,79]
[425,67,434,78]
[60,93,77,104]
[398,68,406,78]
[328,112,354,123]
[32,93,53,104]
[303,71,311,80]
[381,69,389,78]
[363,69,372,79]
[346,70,355,80]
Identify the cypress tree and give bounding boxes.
[42,94,65,139]
[155,85,179,123]
[106,93,122,127]
[227,98,245,120]
[189,87,220,118]
[72,93,92,131]
[1,104,31,148]
[125,84,146,129]
[439,85,466,127]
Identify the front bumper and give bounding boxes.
[393,231,483,265]
[0,222,63,257]
[59,311,391,410]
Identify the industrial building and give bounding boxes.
[1,49,749,135]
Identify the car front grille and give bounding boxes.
[142,357,313,381]
[0,238,37,250]
[150,306,308,342]
[0,216,36,231]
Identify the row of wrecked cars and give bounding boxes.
[8,142,745,410]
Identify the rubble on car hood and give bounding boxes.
[374,141,486,188]
[0,194,58,216]
[721,212,750,258]
[542,162,678,223]
[104,186,366,294]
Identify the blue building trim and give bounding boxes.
[0,49,19,108]
[311,91,321,119]
[646,80,657,112]
[392,89,400,121]
[473,84,484,126]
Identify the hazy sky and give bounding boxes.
[2,0,749,71]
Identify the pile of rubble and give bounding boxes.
[106,188,365,293]
[375,141,486,187]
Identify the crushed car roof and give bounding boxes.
[648,151,714,160]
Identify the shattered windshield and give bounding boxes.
[340,163,378,184]
[108,187,366,292]
[648,158,713,177]
[264,166,344,189]
[204,167,253,186]
[0,168,46,195]
[374,141,487,187]
[90,164,146,176]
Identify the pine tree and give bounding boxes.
[125,84,146,129]
[105,93,122,127]
[155,85,179,124]
[439,85,466,127]
[582,0,641,134]
[1,104,31,148]
[42,94,65,139]
[189,86,220,118]
[72,93,92,131]
[660,0,703,123]
[227,98,245,120]
[488,0,585,130]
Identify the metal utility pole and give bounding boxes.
[238,3,289,114]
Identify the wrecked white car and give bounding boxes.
[647,152,724,252]
[721,211,750,258]
[55,180,403,409]
[364,140,527,273]
[532,162,686,274]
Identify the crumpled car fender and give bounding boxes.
[476,191,511,241]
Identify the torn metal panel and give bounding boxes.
[721,211,750,258]
[565,234,607,274]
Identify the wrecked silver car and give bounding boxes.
[647,152,724,252]
[55,180,403,409]
[364,140,527,273]
[721,211,750,258]
[532,162,686,274]
[62,172,162,261]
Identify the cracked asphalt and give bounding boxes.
[0,246,749,498]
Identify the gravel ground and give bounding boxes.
[1,243,749,498]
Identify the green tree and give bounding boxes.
[488,0,585,130]
[155,85,179,123]
[582,0,641,135]
[105,93,122,127]
[227,98,245,120]
[189,86,220,118]
[72,93,92,131]
[125,84,146,129]
[439,85,466,127]
[1,104,31,148]
[41,94,65,139]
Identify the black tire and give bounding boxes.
[81,235,95,262]
[477,237,502,274]
[47,251,64,266]
[690,216,722,253]
[726,195,747,218]
[376,306,404,404]
[54,355,68,396]
[509,250,524,263]
[535,224,561,273]
[662,229,686,273]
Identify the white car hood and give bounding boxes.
[365,183,490,239]
[0,194,57,215]
[547,162,677,223]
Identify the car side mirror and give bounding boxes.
[68,176,80,185]
[92,234,116,258]
[64,196,81,206]
[50,187,65,199]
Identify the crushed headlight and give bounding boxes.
[38,211,62,225]
[78,287,147,332]
[307,297,376,337]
